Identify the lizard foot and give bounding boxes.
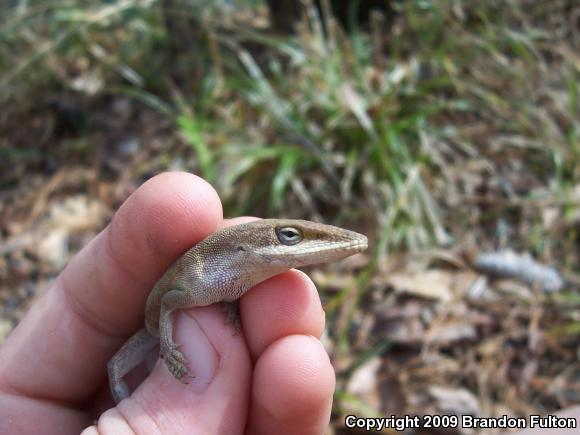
[160,343,192,383]
[222,301,241,333]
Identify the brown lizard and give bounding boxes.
[107,219,367,403]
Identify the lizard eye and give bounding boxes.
[276,227,303,245]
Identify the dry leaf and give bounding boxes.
[37,228,69,268]
[47,195,109,233]
[32,195,110,267]
[0,319,12,343]
[347,357,382,395]
[429,385,480,416]
[426,321,478,344]
[346,357,382,411]
[388,270,453,302]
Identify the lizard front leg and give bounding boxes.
[158,289,193,383]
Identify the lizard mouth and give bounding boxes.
[289,234,368,260]
[336,232,368,251]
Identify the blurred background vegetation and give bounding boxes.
[1,0,579,433]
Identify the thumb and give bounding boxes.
[88,306,252,435]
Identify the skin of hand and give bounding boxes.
[0,172,336,435]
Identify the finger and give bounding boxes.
[0,393,90,435]
[92,305,252,435]
[240,270,325,360]
[246,335,335,435]
[0,172,223,402]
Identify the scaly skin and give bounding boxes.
[108,219,367,403]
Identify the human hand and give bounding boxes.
[0,172,335,435]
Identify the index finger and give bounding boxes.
[0,172,223,402]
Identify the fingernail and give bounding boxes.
[170,311,219,392]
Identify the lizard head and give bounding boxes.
[228,219,368,268]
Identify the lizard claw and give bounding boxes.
[222,301,241,332]
[161,343,191,382]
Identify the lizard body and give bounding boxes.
[107,219,367,403]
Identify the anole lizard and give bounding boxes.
[108,219,367,403]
